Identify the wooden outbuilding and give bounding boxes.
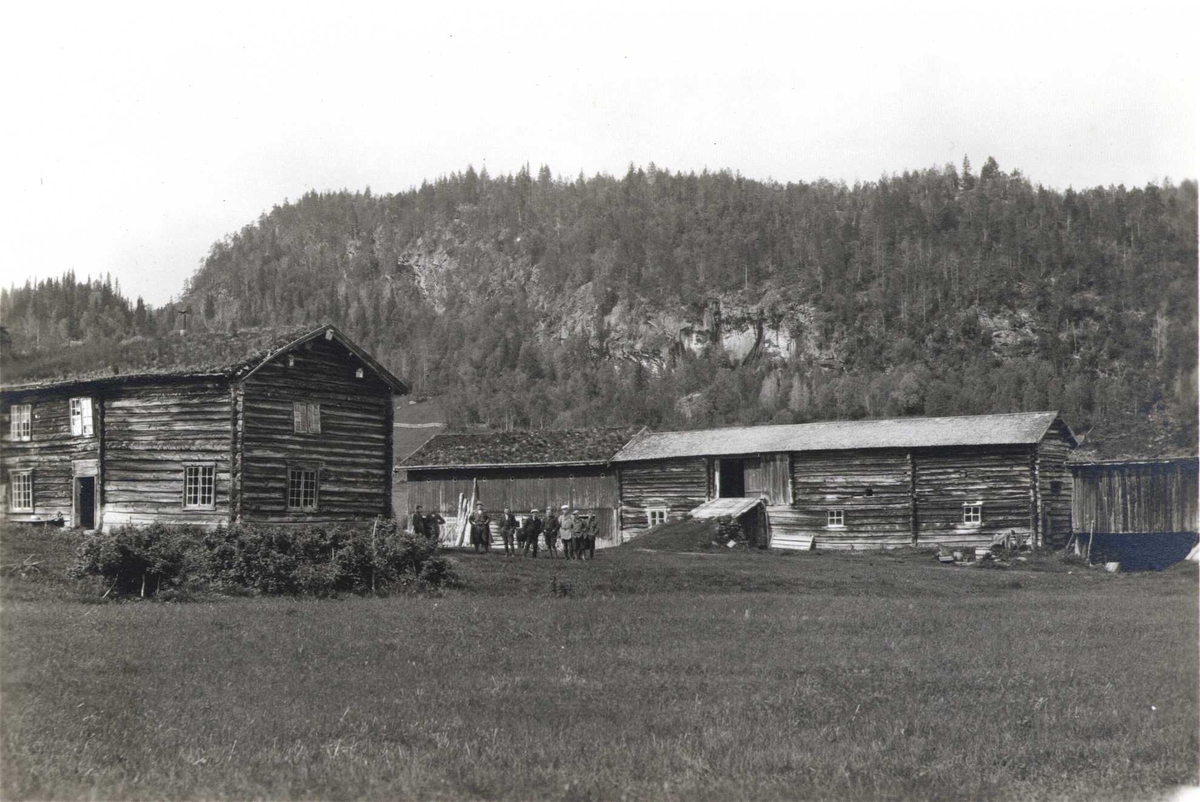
[1070,457,1198,535]
[611,411,1077,551]
[401,428,639,548]
[0,324,406,530]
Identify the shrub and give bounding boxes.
[69,519,456,598]
[69,523,204,596]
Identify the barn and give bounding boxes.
[611,411,1077,551]
[401,428,639,548]
[0,324,405,530]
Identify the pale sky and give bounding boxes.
[1,1,1195,306]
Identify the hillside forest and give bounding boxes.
[1,158,1196,457]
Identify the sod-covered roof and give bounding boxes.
[402,427,642,469]
[0,324,406,394]
[611,412,1074,462]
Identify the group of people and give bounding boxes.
[408,502,600,558]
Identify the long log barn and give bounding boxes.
[0,324,406,530]
[611,411,1077,551]
[401,428,639,548]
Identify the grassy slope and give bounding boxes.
[1,528,1196,801]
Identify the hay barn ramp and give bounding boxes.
[612,412,1076,551]
[1,325,405,530]
[400,428,638,547]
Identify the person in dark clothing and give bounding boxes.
[411,505,428,538]
[583,511,600,559]
[521,509,544,557]
[543,509,561,558]
[425,510,445,542]
[498,506,519,556]
[469,503,492,553]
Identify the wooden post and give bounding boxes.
[1086,518,1095,564]
[908,450,918,547]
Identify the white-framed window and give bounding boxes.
[10,472,33,511]
[963,503,983,525]
[827,509,845,528]
[70,397,95,436]
[288,467,319,511]
[647,508,668,527]
[183,463,216,510]
[10,404,31,441]
[293,402,321,434]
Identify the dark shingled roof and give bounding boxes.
[0,324,406,394]
[612,412,1075,462]
[402,428,642,469]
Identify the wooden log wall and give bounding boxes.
[618,457,709,537]
[239,336,393,524]
[1,388,101,526]
[103,380,232,528]
[1036,420,1074,547]
[911,444,1034,548]
[1071,460,1199,534]
[780,449,913,550]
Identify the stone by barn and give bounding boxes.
[0,324,406,530]
[611,411,1077,551]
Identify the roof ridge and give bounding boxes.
[636,410,1061,437]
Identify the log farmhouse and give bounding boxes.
[612,411,1077,550]
[401,428,638,548]
[0,324,405,530]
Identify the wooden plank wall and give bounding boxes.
[745,453,792,504]
[1,389,101,526]
[406,465,622,545]
[1037,420,1074,547]
[912,445,1034,548]
[618,457,709,537]
[240,336,392,524]
[1071,460,1199,534]
[103,380,232,528]
[407,465,618,516]
[781,449,913,550]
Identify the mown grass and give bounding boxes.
[1,527,1196,801]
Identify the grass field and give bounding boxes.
[1,526,1197,801]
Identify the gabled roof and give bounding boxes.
[0,324,406,394]
[402,427,641,469]
[611,412,1075,462]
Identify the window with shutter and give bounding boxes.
[10,405,31,441]
[70,398,94,436]
[293,402,321,434]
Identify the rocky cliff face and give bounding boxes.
[399,233,846,372]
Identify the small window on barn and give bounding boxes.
[827,509,845,528]
[1050,480,1063,496]
[10,404,31,441]
[288,467,319,511]
[292,402,321,434]
[647,508,668,527]
[183,464,216,510]
[962,503,983,525]
[10,471,33,512]
[355,368,364,379]
[70,398,95,437]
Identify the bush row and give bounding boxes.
[68,520,456,598]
